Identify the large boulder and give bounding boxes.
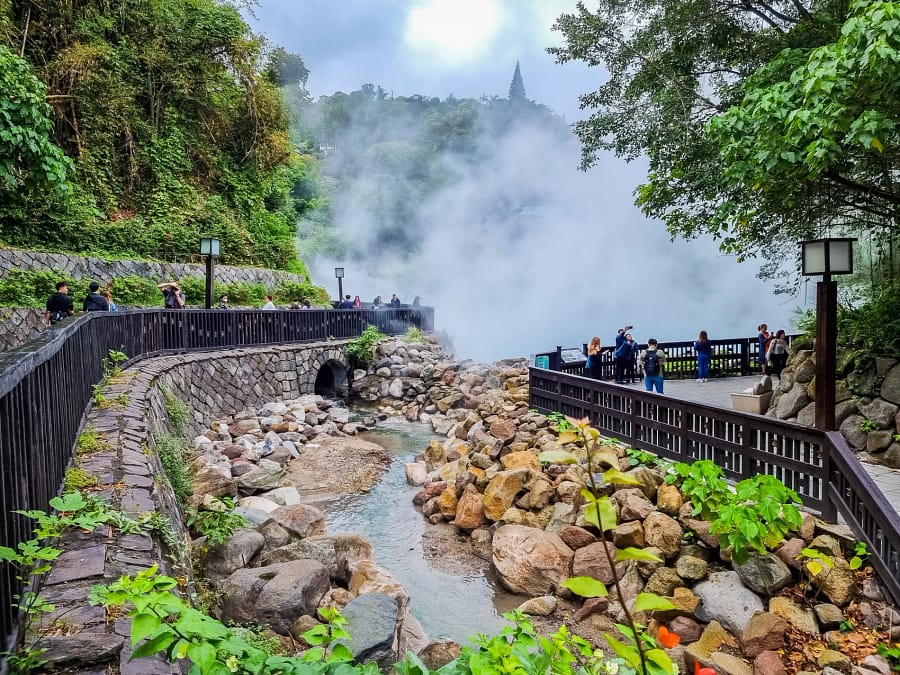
[193,467,237,501]
[643,512,682,558]
[201,528,265,578]
[259,533,373,583]
[337,593,400,671]
[733,553,793,596]
[776,384,809,419]
[839,414,868,450]
[693,571,764,635]
[858,399,899,429]
[881,363,900,405]
[572,541,621,585]
[269,504,326,539]
[492,525,574,596]
[483,470,527,521]
[219,560,330,634]
[454,484,486,530]
[235,459,285,493]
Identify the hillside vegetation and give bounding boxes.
[0,0,315,273]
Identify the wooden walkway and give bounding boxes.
[612,375,900,517]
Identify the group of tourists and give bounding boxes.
[46,277,415,326]
[45,281,118,325]
[757,323,790,377]
[584,322,790,395]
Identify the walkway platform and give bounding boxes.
[613,375,900,516]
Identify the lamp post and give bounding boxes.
[334,267,344,304]
[200,237,221,309]
[800,237,855,430]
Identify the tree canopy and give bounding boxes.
[551,0,900,285]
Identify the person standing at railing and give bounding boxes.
[757,323,770,373]
[639,338,667,394]
[262,295,277,310]
[390,293,401,308]
[586,336,603,379]
[82,281,109,312]
[766,329,789,377]
[353,295,362,308]
[624,333,639,383]
[158,282,185,309]
[614,334,636,384]
[219,294,229,310]
[694,330,712,382]
[45,281,74,326]
[101,290,118,311]
[339,295,354,309]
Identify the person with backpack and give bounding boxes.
[45,281,74,326]
[82,281,109,312]
[624,333,639,383]
[639,338,667,393]
[158,281,185,309]
[694,330,712,382]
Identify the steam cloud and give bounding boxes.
[306,115,797,362]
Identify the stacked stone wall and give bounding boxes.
[29,341,349,673]
[0,246,309,289]
[0,307,46,352]
[767,349,900,467]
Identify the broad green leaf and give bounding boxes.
[849,556,862,570]
[616,547,663,562]
[583,497,617,531]
[557,431,580,445]
[580,488,597,503]
[130,612,160,644]
[538,450,579,465]
[646,648,677,675]
[130,631,175,660]
[562,576,608,598]
[592,450,621,468]
[807,560,823,577]
[603,634,641,668]
[633,593,676,612]
[871,137,884,152]
[603,468,640,485]
[187,641,217,671]
[328,643,354,662]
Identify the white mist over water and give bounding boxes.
[308,118,798,362]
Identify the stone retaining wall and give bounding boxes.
[30,342,349,673]
[767,349,900,467]
[0,246,309,288]
[0,307,46,352]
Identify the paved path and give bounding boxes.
[645,375,900,517]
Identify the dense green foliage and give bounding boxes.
[550,0,899,285]
[0,0,316,271]
[0,268,330,308]
[346,325,387,367]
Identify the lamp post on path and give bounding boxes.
[800,238,855,430]
[334,267,344,305]
[200,237,220,309]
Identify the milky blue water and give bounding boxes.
[312,416,519,642]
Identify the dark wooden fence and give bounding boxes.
[529,367,900,607]
[0,307,433,651]
[537,335,799,380]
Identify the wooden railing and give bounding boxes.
[529,367,900,607]
[537,335,799,380]
[0,307,433,650]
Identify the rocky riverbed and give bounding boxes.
[188,334,900,673]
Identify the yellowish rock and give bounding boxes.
[501,451,540,471]
[483,470,527,521]
[438,488,459,518]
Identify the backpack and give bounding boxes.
[165,291,181,309]
[644,350,661,376]
[49,310,67,324]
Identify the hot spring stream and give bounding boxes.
[305,415,520,642]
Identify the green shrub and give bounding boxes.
[217,280,267,306]
[160,386,189,436]
[110,275,160,306]
[187,497,248,546]
[346,325,387,367]
[155,434,193,504]
[273,279,330,306]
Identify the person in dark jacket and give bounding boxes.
[45,281,74,325]
[614,333,636,383]
[82,281,109,312]
[390,293,401,307]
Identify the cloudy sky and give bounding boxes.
[246,0,801,361]
[246,0,593,121]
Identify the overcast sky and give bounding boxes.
[246,0,801,360]
[246,0,594,121]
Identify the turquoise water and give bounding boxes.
[312,416,518,643]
